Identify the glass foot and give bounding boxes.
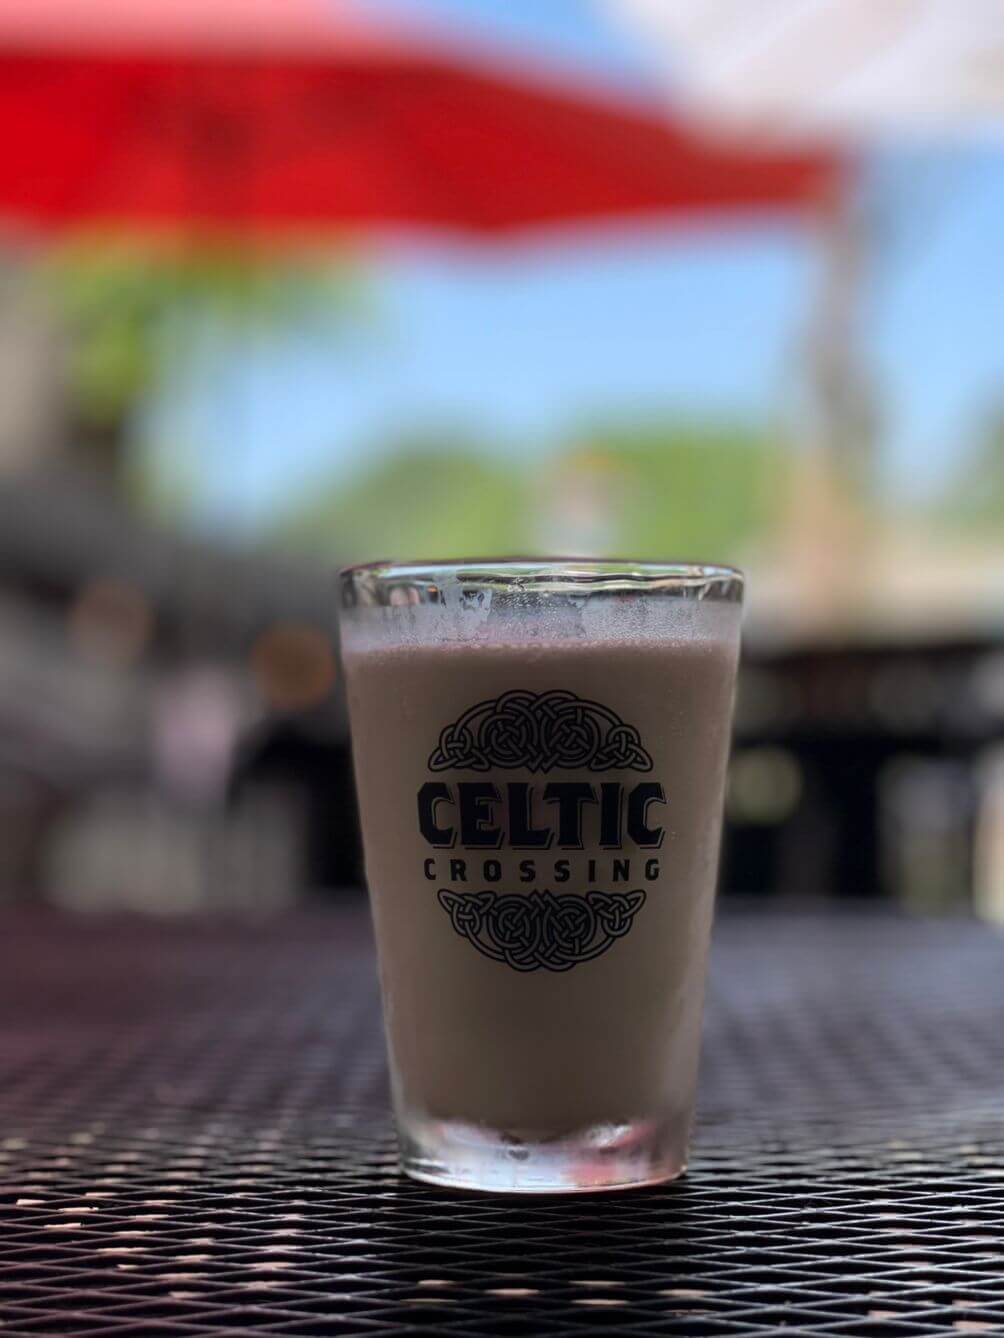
[397,1111,688,1194]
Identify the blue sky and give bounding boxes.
[144,0,1004,535]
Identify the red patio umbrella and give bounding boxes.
[0,0,838,236]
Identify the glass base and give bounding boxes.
[398,1111,688,1194]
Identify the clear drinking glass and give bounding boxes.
[338,559,743,1193]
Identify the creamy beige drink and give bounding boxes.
[339,560,742,1192]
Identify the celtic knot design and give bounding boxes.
[428,690,652,774]
[437,888,647,972]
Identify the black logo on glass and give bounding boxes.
[428,688,653,774]
[423,689,658,973]
[438,887,646,972]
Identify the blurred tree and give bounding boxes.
[543,421,786,562]
[938,407,1004,536]
[39,235,364,488]
[277,440,532,562]
[279,420,783,565]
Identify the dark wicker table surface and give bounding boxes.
[2,903,1004,1336]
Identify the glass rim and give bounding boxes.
[339,557,744,605]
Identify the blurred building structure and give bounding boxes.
[0,468,360,912]
[0,459,1000,914]
[726,630,1002,911]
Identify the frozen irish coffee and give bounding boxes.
[339,560,743,1192]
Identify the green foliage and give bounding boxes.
[937,409,1004,537]
[40,235,365,435]
[553,421,785,563]
[277,420,785,564]
[279,440,532,561]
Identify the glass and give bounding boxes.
[338,558,743,1193]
